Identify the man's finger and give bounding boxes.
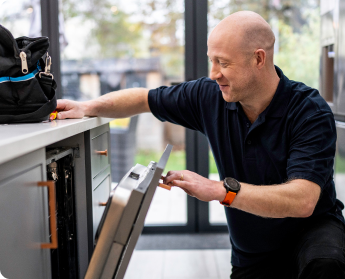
[165,172,181,184]
[57,111,69,120]
[172,179,190,189]
[56,99,68,110]
[172,180,194,196]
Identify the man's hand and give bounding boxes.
[56,99,87,120]
[163,170,226,202]
[55,88,150,120]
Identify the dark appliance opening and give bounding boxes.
[46,147,79,279]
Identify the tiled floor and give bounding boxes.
[124,249,232,279]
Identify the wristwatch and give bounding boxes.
[220,177,241,207]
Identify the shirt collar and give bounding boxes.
[226,66,292,118]
[226,102,238,110]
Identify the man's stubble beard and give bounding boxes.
[223,79,257,103]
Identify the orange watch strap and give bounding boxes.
[220,191,237,206]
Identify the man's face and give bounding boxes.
[207,34,257,103]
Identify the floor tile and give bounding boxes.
[214,250,232,279]
[124,249,232,279]
[163,250,218,278]
[124,250,164,279]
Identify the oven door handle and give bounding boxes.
[38,181,58,249]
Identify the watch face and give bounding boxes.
[225,177,241,192]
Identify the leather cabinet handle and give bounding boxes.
[95,149,108,156]
[158,183,171,191]
[38,181,58,249]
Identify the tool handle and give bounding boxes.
[158,183,171,191]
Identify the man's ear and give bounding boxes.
[254,49,266,69]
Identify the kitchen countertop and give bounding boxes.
[0,117,113,165]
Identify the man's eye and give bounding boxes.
[220,63,227,67]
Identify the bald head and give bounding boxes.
[209,11,275,64]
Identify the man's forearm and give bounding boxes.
[83,88,150,118]
[165,171,321,219]
[229,179,321,218]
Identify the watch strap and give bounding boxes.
[220,191,237,207]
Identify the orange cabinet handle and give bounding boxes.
[95,149,108,156]
[38,181,58,249]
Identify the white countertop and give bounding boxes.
[0,117,113,165]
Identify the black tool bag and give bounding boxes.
[0,24,57,124]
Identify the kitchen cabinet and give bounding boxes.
[0,148,51,279]
[0,117,113,279]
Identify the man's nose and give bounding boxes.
[209,63,222,80]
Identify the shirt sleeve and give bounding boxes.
[148,78,215,134]
[286,110,336,189]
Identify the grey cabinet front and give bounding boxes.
[0,148,51,279]
[85,124,112,250]
[91,124,111,240]
[92,172,111,239]
[91,125,110,179]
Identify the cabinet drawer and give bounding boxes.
[92,174,111,239]
[91,129,110,178]
[93,165,111,190]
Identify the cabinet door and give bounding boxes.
[90,124,111,179]
[85,124,112,254]
[0,148,51,279]
[92,172,111,239]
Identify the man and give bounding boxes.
[56,11,345,278]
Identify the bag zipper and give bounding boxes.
[19,51,29,74]
[18,37,49,72]
[0,24,49,73]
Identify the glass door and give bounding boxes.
[58,0,190,232]
[0,0,38,37]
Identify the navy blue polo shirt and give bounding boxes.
[148,66,345,267]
